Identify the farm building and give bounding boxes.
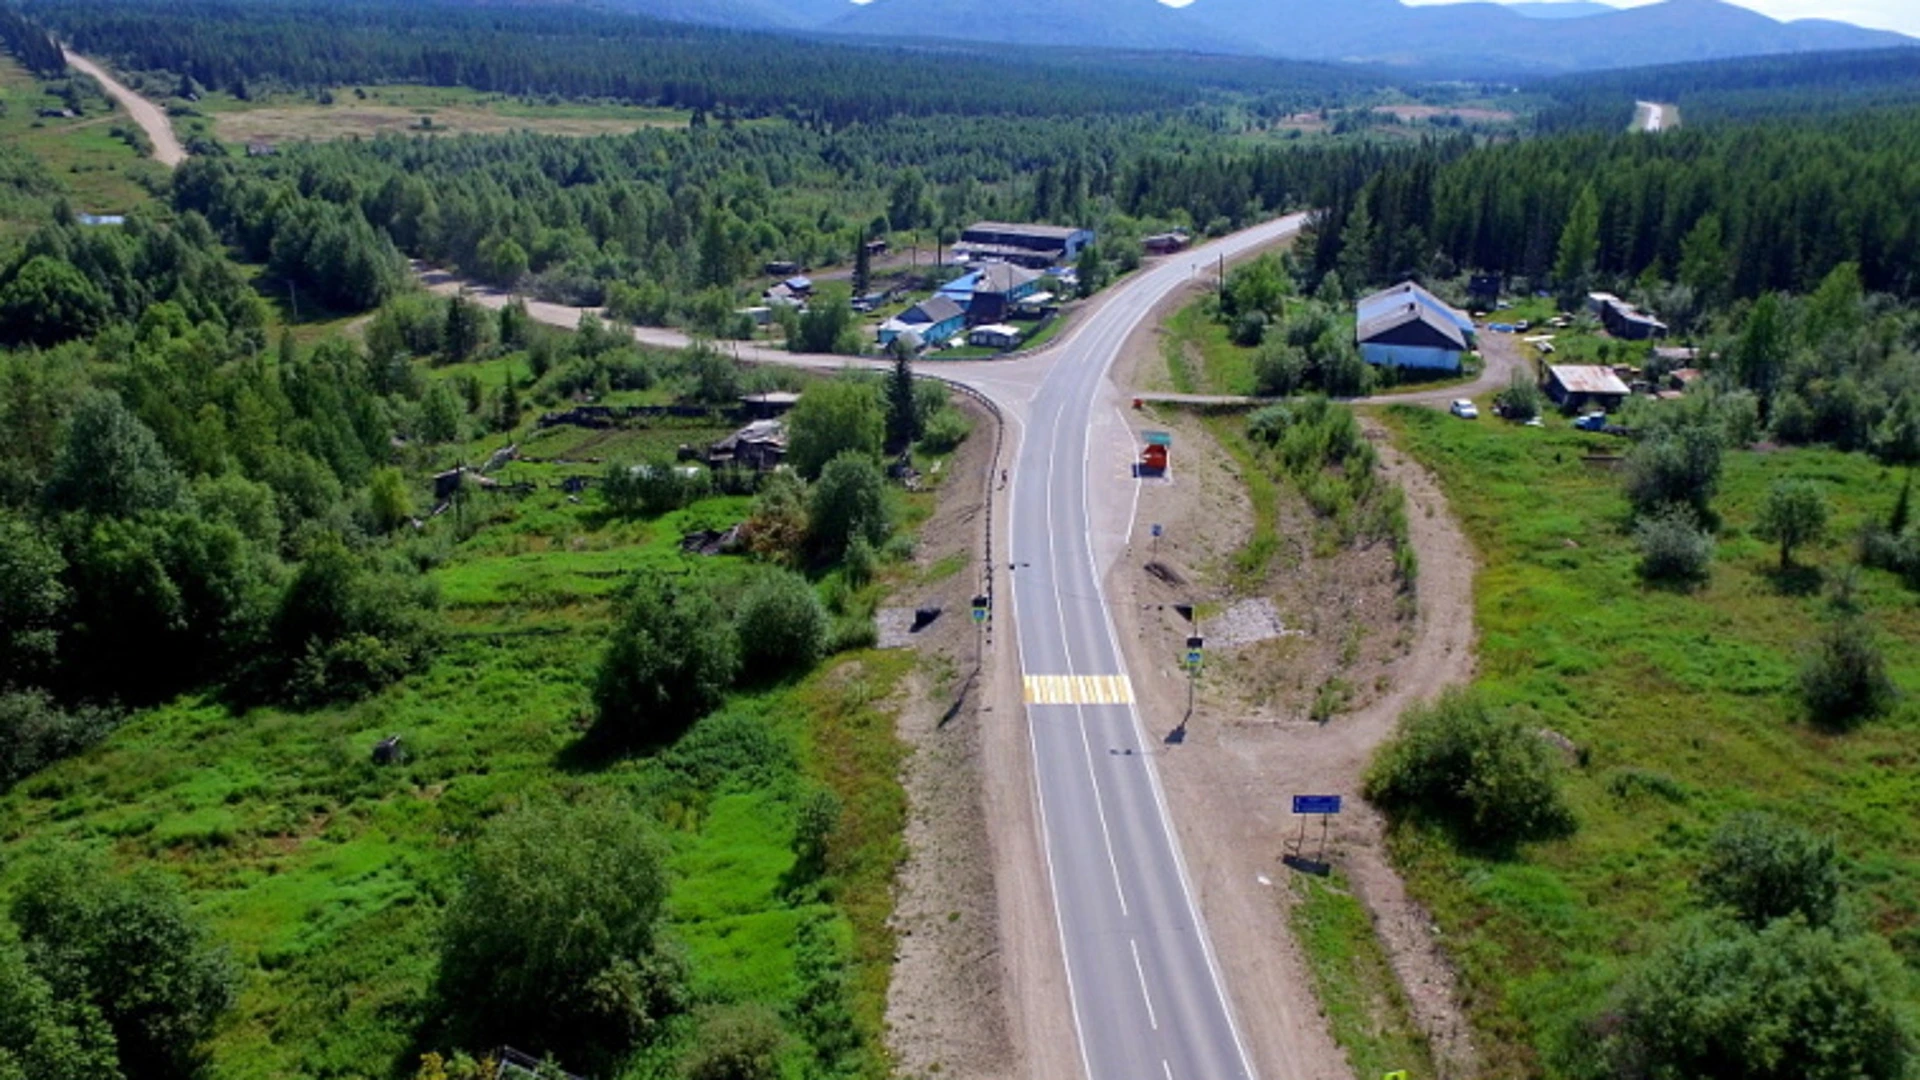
[955,222,1094,269]
[708,419,787,471]
[740,392,801,420]
[1587,292,1668,340]
[967,324,1022,350]
[1143,231,1190,256]
[879,296,967,348]
[1356,282,1475,372]
[1546,365,1632,412]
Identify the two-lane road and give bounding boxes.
[1007,214,1308,1080]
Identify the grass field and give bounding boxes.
[163,84,689,148]
[1378,404,1920,1077]
[0,350,960,1078]
[0,56,162,234]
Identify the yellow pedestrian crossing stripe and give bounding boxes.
[1023,674,1135,706]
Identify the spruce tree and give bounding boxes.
[886,351,919,450]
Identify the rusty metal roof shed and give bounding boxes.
[1549,365,1631,397]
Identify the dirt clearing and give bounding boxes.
[212,105,685,144]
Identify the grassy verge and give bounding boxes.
[1378,405,1920,1077]
[1290,871,1438,1080]
[0,55,163,234]
[1203,414,1281,587]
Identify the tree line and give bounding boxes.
[1306,109,1920,302]
[20,0,1374,125]
[1531,47,1920,133]
[166,116,1408,322]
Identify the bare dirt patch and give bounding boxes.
[1107,328,1483,1076]
[1372,105,1517,125]
[213,105,683,144]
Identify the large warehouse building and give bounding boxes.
[955,222,1094,269]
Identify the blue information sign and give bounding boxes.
[972,606,988,624]
[1151,523,1164,538]
[1186,650,1203,668]
[1292,795,1343,815]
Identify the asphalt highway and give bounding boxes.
[1005,214,1307,1080]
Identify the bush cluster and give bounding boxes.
[1364,690,1575,850]
[1634,505,1715,584]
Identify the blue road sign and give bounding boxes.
[1151,523,1164,538]
[1292,795,1343,815]
[1187,650,1204,666]
[972,606,988,624]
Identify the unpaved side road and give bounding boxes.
[64,51,187,168]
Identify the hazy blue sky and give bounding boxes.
[1396,0,1920,36]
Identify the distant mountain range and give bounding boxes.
[610,0,1913,74]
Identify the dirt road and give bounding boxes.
[64,51,186,168]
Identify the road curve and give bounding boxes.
[64,50,187,168]
[1007,212,1309,1080]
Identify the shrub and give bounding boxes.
[1364,690,1574,850]
[603,458,709,519]
[1799,616,1895,729]
[592,574,739,746]
[1754,477,1829,570]
[0,920,121,1080]
[1252,342,1308,397]
[1625,425,1722,518]
[437,800,686,1059]
[808,453,889,561]
[0,689,120,790]
[1635,505,1715,583]
[742,471,809,567]
[1590,916,1912,1080]
[786,378,882,480]
[268,539,439,706]
[734,570,826,680]
[682,1006,785,1080]
[12,858,238,1080]
[1697,812,1840,929]
[918,407,972,454]
[1494,372,1542,421]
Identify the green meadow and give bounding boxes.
[1379,403,1920,1077]
[0,381,951,1077]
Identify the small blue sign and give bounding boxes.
[972,606,987,624]
[1151,523,1164,538]
[1292,795,1343,815]
[1186,650,1203,668]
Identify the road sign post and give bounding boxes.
[971,593,990,669]
[1291,795,1342,863]
[1151,522,1163,554]
[1184,635,1203,717]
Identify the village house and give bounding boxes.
[1546,364,1632,412]
[1355,281,1476,372]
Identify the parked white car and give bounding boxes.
[1450,399,1479,420]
